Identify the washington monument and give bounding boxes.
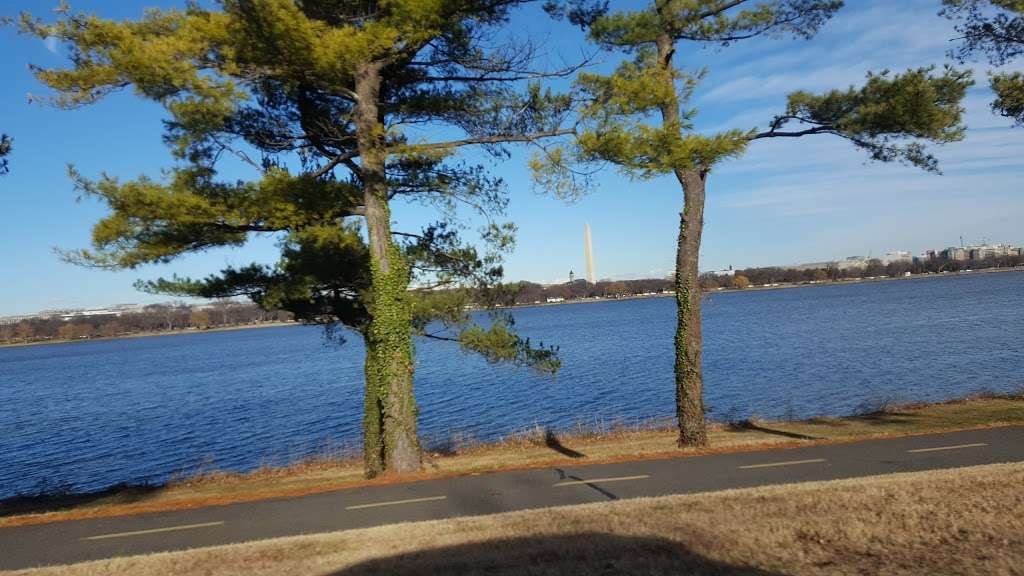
[584,223,596,284]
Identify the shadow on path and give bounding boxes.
[728,420,821,440]
[328,532,788,575]
[553,468,618,501]
[544,429,586,458]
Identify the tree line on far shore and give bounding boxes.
[700,253,1024,291]
[0,302,293,345]
[506,251,1024,305]
[509,278,675,304]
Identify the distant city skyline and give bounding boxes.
[542,228,1024,285]
[6,236,1019,319]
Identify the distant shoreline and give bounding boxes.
[0,321,298,350]
[717,264,1024,295]
[4,266,1021,348]
[507,265,1024,310]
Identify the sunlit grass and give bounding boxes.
[14,462,1024,575]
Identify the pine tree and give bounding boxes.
[942,0,1024,125]
[20,0,571,476]
[540,0,972,446]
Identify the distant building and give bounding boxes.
[943,247,968,261]
[0,314,38,326]
[837,256,869,270]
[967,244,1017,260]
[714,265,736,277]
[883,250,912,263]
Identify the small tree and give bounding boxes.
[57,323,75,340]
[542,0,971,446]
[732,275,751,290]
[100,321,124,337]
[210,300,234,327]
[942,0,1024,125]
[189,309,212,329]
[864,259,887,277]
[14,322,34,341]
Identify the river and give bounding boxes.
[1,271,1021,498]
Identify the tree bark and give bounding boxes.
[674,170,708,447]
[355,62,422,476]
[655,31,709,447]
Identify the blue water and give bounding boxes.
[1,272,1022,498]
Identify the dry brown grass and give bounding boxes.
[10,462,1024,576]
[2,394,1022,528]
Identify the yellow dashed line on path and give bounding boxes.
[553,475,650,487]
[908,443,987,453]
[81,521,225,541]
[739,458,827,470]
[345,496,447,510]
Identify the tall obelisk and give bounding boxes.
[584,223,596,284]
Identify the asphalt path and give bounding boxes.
[2,426,1022,571]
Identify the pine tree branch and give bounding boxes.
[418,56,592,83]
[421,332,459,342]
[309,150,361,179]
[749,125,834,139]
[695,0,750,19]
[412,127,577,151]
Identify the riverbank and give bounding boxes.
[500,265,1024,311]
[6,267,1021,347]
[722,263,1024,294]
[17,462,1021,575]
[0,321,298,349]
[2,392,1021,528]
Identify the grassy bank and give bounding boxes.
[2,393,1022,528]
[0,321,298,350]
[12,462,1024,575]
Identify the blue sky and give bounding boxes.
[1,0,1022,316]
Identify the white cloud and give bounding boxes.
[693,1,978,106]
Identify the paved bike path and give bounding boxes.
[2,426,1021,571]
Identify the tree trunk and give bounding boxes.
[355,62,422,476]
[674,170,708,447]
[362,335,385,477]
[655,31,708,447]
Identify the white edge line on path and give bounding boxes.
[81,521,225,541]
[907,442,987,453]
[739,458,827,470]
[345,495,448,510]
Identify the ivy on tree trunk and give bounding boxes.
[674,170,707,447]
